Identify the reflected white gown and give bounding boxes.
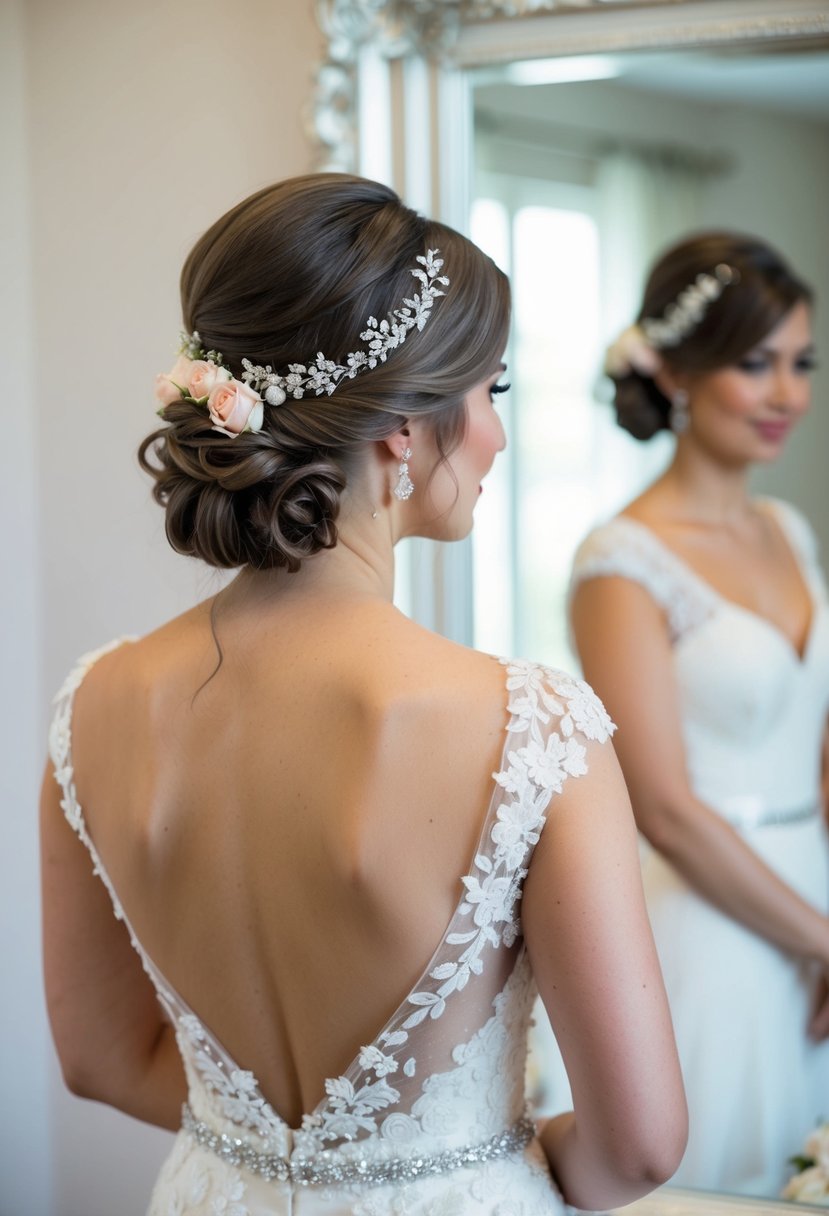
[49,650,614,1215]
[540,497,829,1197]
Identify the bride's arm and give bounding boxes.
[40,763,187,1130]
[524,734,687,1209]
[571,575,829,969]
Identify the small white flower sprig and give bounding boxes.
[153,250,450,438]
[238,248,450,402]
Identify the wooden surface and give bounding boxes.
[613,1187,825,1216]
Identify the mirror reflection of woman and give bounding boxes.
[569,232,829,1197]
[39,175,686,1214]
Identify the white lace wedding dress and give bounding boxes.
[557,497,829,1197]
[49,651,614,1215]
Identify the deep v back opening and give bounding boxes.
[618,502,818,664]
[52,647,607,1153]
[100,855,512,1133]
[77,800,514,1134]
[57,646,520,1133]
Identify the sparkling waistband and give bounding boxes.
[181,1103,536,1188]
[719,799,820,830]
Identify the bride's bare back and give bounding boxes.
[70,593,508,1127]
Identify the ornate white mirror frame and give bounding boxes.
[313,0,829,641]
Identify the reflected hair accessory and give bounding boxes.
[641,263,737,349]
[603,262,737,379]
[153,250,450,438]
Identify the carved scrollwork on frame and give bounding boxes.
[312,0,602,170]
[312,0,460,170]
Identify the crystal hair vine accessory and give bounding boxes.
[641,263,737,349]
[241,249,449,402]
[603,263,737,380]
[153,250,450,438]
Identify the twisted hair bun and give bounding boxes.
[140,174,510,570]
[139,400,345,571]
[613,374,671,441]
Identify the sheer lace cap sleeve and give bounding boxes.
[569,518,716,643]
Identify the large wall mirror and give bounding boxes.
[314,2,829,1205]
[315,0,829,663]
[469,36,829,667]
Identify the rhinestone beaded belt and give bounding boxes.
[721,800,819,830]
[181,1103,536,1187]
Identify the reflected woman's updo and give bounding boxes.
[610,231,813,441]
[139,174,510,570]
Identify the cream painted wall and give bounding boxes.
[4,1,324,1213]
[1,4,48,1216]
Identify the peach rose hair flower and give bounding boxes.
[153,333,264,437]
[207,380,264,437]
[603,325,663,380]
[154,354,195,408]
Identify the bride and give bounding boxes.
[40,173,686,1214]
[569,231,829,1197]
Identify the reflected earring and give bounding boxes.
[670,389,690,434]
[393,446,414,501]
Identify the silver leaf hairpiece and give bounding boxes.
[238,248,450,405]
[641,263,737,349]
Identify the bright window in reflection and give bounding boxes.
[472,175,674,668]
[472,187,602,669]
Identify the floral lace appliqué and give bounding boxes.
[304,658,614,1149]
[176,1014,287,1147]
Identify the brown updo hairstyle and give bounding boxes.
[613,232,813,440]
[139,174,510,570]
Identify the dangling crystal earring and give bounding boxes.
[393,446,414,501]
[670,389,690,434]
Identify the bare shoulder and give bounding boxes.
[67,600,218,744]
[371,610,513,744]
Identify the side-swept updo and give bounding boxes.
[612,231,813,440]
[139,174,510,569]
